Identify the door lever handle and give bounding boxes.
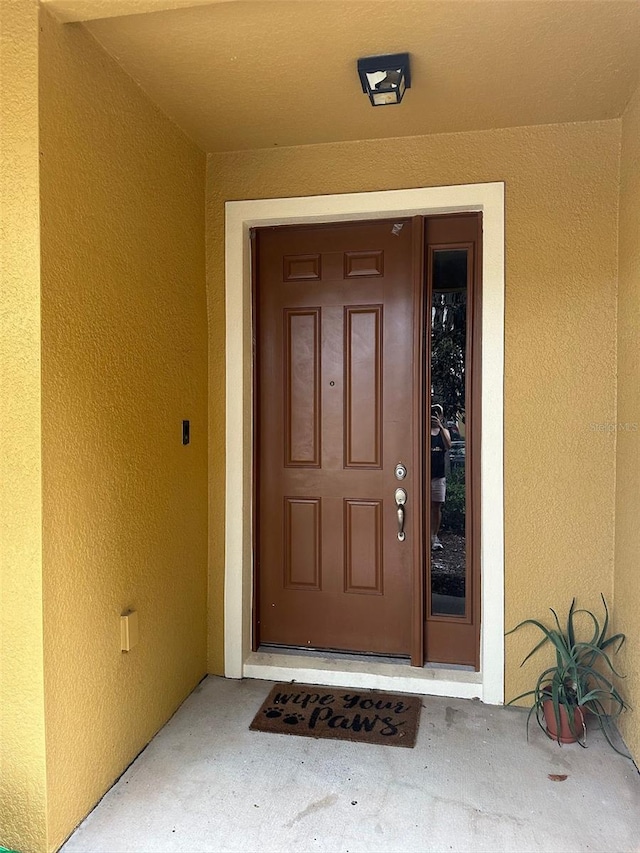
[394,488,407,541]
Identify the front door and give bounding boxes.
[254,219,422,657]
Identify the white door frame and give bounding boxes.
[224,183,505,703]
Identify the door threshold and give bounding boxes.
[244,649,483,700]
[258,644,411,666]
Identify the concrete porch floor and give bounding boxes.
[60,676,640,853]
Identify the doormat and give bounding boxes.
[249,682,421,748]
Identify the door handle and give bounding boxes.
[395,488,407,541]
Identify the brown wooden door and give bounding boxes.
[255,219,422,657]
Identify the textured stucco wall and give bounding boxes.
[615,82,640,761]
[39,10,208,849]
[0,2,48,851]
[206,122,621,706]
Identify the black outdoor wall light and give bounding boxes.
[357,53,411,106]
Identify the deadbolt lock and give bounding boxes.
[395,463,407,480]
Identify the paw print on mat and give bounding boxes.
[263,707,283,718]
[282,713,304,725]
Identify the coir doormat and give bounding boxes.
[250,682,421,748]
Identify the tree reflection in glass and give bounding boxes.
[430,249,467,617]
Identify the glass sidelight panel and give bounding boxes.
[430,249,468,617]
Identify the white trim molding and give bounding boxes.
[224,183,505,704]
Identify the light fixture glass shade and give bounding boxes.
[357,53,411,106]
[371,88,400,106]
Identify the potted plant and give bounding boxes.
[506,595,629,755]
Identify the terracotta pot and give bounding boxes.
[543,698,586,744]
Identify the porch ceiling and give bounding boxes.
[60,0,640,152]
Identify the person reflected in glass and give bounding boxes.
[430,404,451,551]
[446,419,462,441]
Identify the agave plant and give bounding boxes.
[506,595,629,755]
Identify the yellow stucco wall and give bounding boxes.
[0,2,48,851]
[39,10,208,849]
[615,82,640,761]
[206,121,621,704]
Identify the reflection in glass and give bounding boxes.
[430,250,467,617]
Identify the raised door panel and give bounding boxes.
[344,499,383,595]
[284,498,321,590]
[284,309,321,467]
[344,306,382,469]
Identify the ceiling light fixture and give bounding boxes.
[357,53,411,106]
